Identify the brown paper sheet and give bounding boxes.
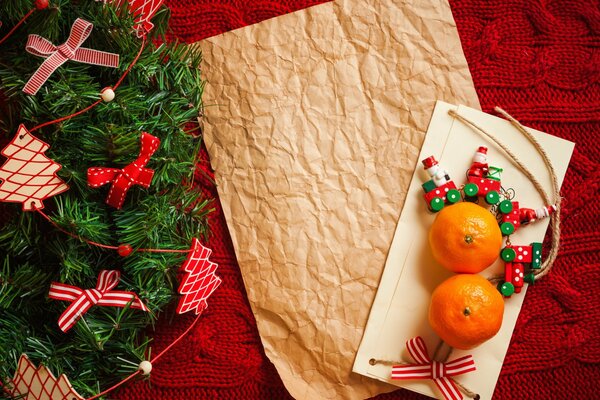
[198,1,480,398]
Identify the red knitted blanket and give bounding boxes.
[109,0,600,398]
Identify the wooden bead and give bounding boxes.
[463,183,478,197]
[498,282,515,297]
[485,190,500,205]
[501,247,516,262]
[446,189,460,204]
[499,200,513,214]
[500,222,515,236]
[139,360,152,375]
[117,244,133,257]
[101,87,115,102]
[35,0,49,10]
[430,197,444,212]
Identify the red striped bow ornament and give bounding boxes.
[87,132,160,209]
[23,18,119,95]
[391,337,476,400]
[49,270,148,332]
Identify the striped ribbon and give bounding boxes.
[87,132,160,209]
[391,337,476,400]
[49,270,148,332]
[23,18,119,95]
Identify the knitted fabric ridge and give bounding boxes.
[0,0,592,399]
[115,0,600,399]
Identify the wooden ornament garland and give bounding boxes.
[0,3,220,400]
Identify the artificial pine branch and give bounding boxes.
[0,1,212,397]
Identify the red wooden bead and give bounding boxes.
[35,0,49,10]
[118,244,133,257]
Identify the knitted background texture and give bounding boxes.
[114,1,600,399]
[117,0,600,399]
[0,0,596,399]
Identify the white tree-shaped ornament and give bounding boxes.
[5,354,84,400]
[177,238,222,315]
[0,124,68,211]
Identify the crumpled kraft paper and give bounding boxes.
[197,1,480,399]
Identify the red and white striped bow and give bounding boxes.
[48,270,148,332]
[391,337,476,400]
[23,18,119,95]
[87,132,160,209]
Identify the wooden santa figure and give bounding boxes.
[467,145,490,178]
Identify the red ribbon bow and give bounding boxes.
[48,270,148,333]
[23,18,119,95]
[87,132,160,209]
[391,337,476,400]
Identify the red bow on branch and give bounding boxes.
[23,18,119,95]
[391,337,476,400]
[49,270,148,332]
[87,132,160,209]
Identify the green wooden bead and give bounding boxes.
[430,198,444,212]
[501,247,516,262]
[446,189,460,204]
[422,180,436,193]
[464,183,478,197]
[524,273,535,284]
[485,191,500,204]
[531,242,543,269]
[500,222,515,236]
[499,200,513,214]
[498,282,515,297]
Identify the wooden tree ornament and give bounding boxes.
[4,354,84,400]
[177,238,222,315]
[0,125,68,211]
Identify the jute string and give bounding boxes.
[369,107,562,400]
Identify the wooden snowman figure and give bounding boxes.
[422,156,450,187]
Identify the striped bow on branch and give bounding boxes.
[49,270,148,332]
[23,18,119,95]
[391,337,476,400]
